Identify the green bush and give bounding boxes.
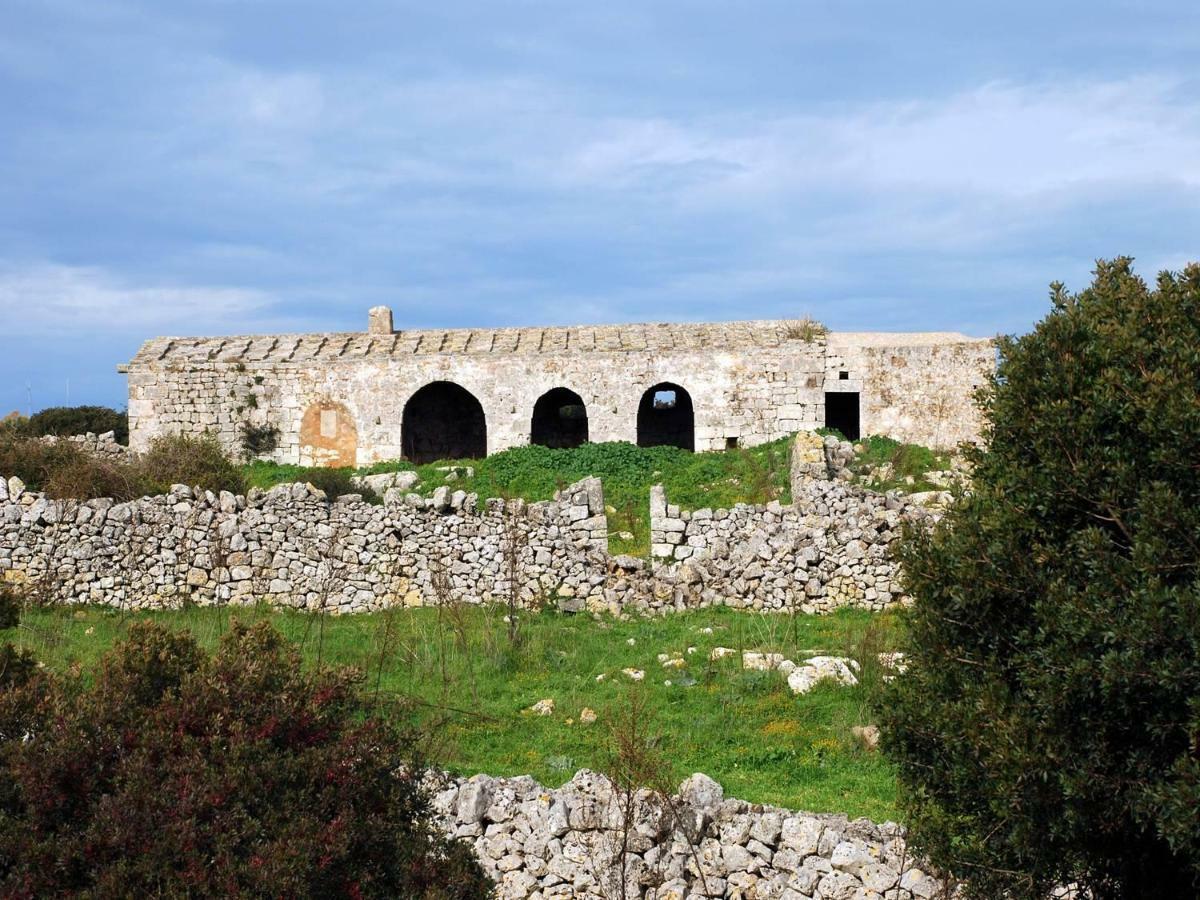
[0,587,18,631]
[21,406,128,445]
[880,259,1200,897]
[0,621,491,898]
[138,433,247,496]
[0,436,85,492]
[239,421,280,458]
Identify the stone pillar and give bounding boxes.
[367,305,394,335]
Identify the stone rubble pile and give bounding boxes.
[430,769,949,899]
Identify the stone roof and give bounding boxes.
[126,320,986,368]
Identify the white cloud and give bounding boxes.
[560,76,1200,200]
[0,262,293,336]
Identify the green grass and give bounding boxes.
[5,603,903,821]
[245,439,794,556]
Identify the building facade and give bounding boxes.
[121,307,994,466]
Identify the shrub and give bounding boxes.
[138,433,247,495]
[0,436,86,491]
[0,620,491,898]
[22,406,128,445]
[239,421,280,458]
[0,587,18,631]
[42,453,159,502]
[879,259,1200,897]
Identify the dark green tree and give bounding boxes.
[880,259,1200,898]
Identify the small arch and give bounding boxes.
[531,387,589,449]
[637,382,694,451]
[299,400,358,468]
[402,381,487,463]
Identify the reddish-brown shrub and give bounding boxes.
[0,621,491,899]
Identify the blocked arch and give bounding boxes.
[402,381,487,464]
[530,387,589,449]
[299,400,358,468]
[636,382,694,451]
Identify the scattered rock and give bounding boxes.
[528,698,555,716]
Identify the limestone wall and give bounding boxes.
[0,476,608,612]
[826,332,993,448]
[0,466,934,617]
[125,323,829,464]
[643,485,930,615]
[430,769,947,899]
[124,319,992,465]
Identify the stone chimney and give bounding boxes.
[367,305,394,335]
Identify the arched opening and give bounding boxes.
[299,400,357,468]
[531,387,589,449]
[402,381,487,463]
[637,382,694,451]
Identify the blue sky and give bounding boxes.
[2,0,1198,413]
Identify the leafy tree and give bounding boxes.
[880,259,1200,898]
[0,621,491,899]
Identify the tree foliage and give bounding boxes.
[0,620,491,899]
[18,405,129,444]
[880,259,1200,898]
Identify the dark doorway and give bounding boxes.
[531,388,589,449]
[824,391,860,441]
[637,382,694,451]
[402,382,487,463]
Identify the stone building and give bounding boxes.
[120,307,993,466]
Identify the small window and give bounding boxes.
[725,437,739,450]
[838,371,849,381]
[653,390,677,409]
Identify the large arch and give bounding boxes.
[636,382,694,451]
[530,387,589,449]
[401,381,487,463]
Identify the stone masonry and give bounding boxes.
[121,311,994,465]
[429,769,950,899]
[0,437,935,615]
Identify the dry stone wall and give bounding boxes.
[0,476,608,612]
[430,769,949,899]
[0,435,938,614]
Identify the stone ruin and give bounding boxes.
[120,310,994,467]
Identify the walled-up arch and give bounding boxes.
[531,387,589,449]
[299,400,358,468]
[636,382,694,451]
[402,381,487,463]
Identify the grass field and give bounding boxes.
[245,439,795,556]
[5,603,904,821]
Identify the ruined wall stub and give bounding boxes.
[124,312,993,464]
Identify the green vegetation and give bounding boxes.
[1,405,129,445]
[0,619,488,898]
[247,438,794,555]
[0,432,246,501]
[6,603,902,821]
[881,259,1200,897]
[849,434,951,493]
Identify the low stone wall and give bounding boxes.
[39,430,128,459]
[0,476,607,611]
[644,434,934,613]
[431,769,947,899]
[0,435,938,614]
